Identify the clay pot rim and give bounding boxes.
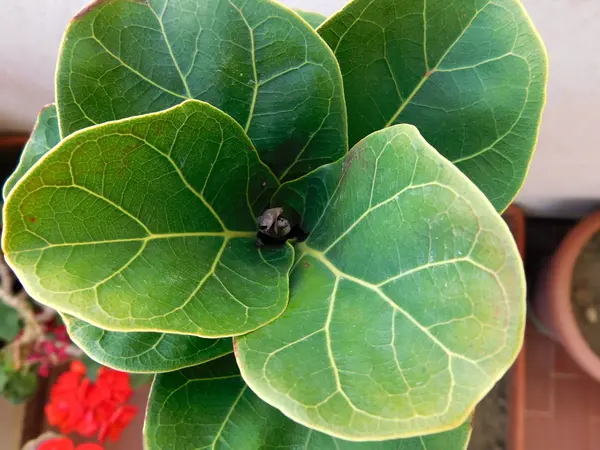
[0,134,28,150]
[548,210,600,379]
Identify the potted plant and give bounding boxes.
[534,211,600,382]
[2,0,547,448]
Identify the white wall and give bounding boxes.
[514,0,600,218]
[1,0,598,218]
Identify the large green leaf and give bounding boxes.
[319,0,548,211]
[3,105,60,200]
[144,354,472,449]
[56,0,347,181]
[62,313,232,373]
[2,100,293,338]
[235,125,525,440]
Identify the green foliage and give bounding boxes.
[318,0,547,212]
[1,0,547,447]
[236,125,524,440]
[64,313,232,373]
[55,0,347,182]
[3,104,60,199]
[145,354,472,449]
[0,302,21,342]
[0,359,38,405]
[4,101,293,337]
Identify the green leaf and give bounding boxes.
[295,9,327,29]
[56,0,347,181]
[319,0,548,211]
[63,313,233,373]
[3,104,60,200]
[144,354,472,449]
[3,100,294,338]
[80,353,102,382]
[0,366,8,392]
[0,302,21,342]
[235,125,525,440]
[2,367,38,404]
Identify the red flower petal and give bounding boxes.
[38,363,50,378]
[75,409,100,437]
[96,368,133,403]
[45,361,137,444]
[70,360,87,376]
[76,444,104,450]
[98,404,137,443]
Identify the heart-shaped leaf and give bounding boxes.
[3,104,60,200]
[56,0,347,181]
[62,314,232,373]
[235,125,525,440]
[144,354,472,449]
[319,0,548,211]
[295,9,327,29]
[2,100,293,337]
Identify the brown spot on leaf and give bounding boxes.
[29,217,36,223]
[303,261,311,269]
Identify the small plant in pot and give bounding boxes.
[2,0,547,448]
[535,211,600,382]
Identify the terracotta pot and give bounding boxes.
[533,210,600,382]
[0,134,28,186]
[502,205,526,450]
[0,134,28,150]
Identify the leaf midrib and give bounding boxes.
[383,3,489,127]
[7,231,256,255]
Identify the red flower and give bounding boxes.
[38,437,75,450]
[52,325,71,344]
[98,404,138,442]
[70,360,87,376]
[45,361,137,443]
[38,437,104,450]
[28,333,73,377]
[96,367,133,404]
[76,445,104,450]
[45,368,89,434]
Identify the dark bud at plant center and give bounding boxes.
[256,207,307,248]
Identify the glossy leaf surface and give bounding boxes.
[3,100,293,337]
[63,313,232,373]
[144,355,472,449]
[3,105,60,199]
[319,0,548,211]
[236,125,525,440]
[56,0,347,181]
